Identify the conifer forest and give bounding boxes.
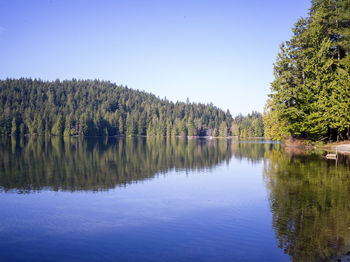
[0,78,263,138]
[264,0,350,142]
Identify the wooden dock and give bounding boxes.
[326,146,338,160]
[326,153,337,159]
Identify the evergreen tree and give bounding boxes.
[11,118,18,136]
[219,122,227,137]
[51,115,64,136]
[64,116,71,137]
[0,78,233,137]
[265,0,350,141]
[118,116,124,135]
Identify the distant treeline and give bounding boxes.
[264,0,350,141]
[232,111,264,138]
[0,78,232,137]
[0,78,264,138]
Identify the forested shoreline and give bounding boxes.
[0,78,263,138]
[264,0,350,142]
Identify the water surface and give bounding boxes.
[1,137,350,262]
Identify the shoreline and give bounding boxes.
[283,138,350,154]
[320,142,350,153]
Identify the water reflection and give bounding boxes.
[263,148,350,262]
[2,137,350,261]
[0,137,278,193]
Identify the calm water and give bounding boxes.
[1,137,350,262]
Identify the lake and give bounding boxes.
[1,137,350,262]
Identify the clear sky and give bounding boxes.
[0,0,310,115]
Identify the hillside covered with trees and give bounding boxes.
[0,78,236,137]
[264,0,350,142]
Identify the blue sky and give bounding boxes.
[0,0,310,115]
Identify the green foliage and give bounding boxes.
[0,79,232,137]
[219,121,228,137]
[263,99,290,140]
[266,0,350,141]
[63,116,71,137]
[11,118,18,137]
[232,111,264,138]
[51,115,64,136]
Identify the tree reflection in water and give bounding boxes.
[264,148,350,262]
[2,137,350,261]
[0,136,237,192]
